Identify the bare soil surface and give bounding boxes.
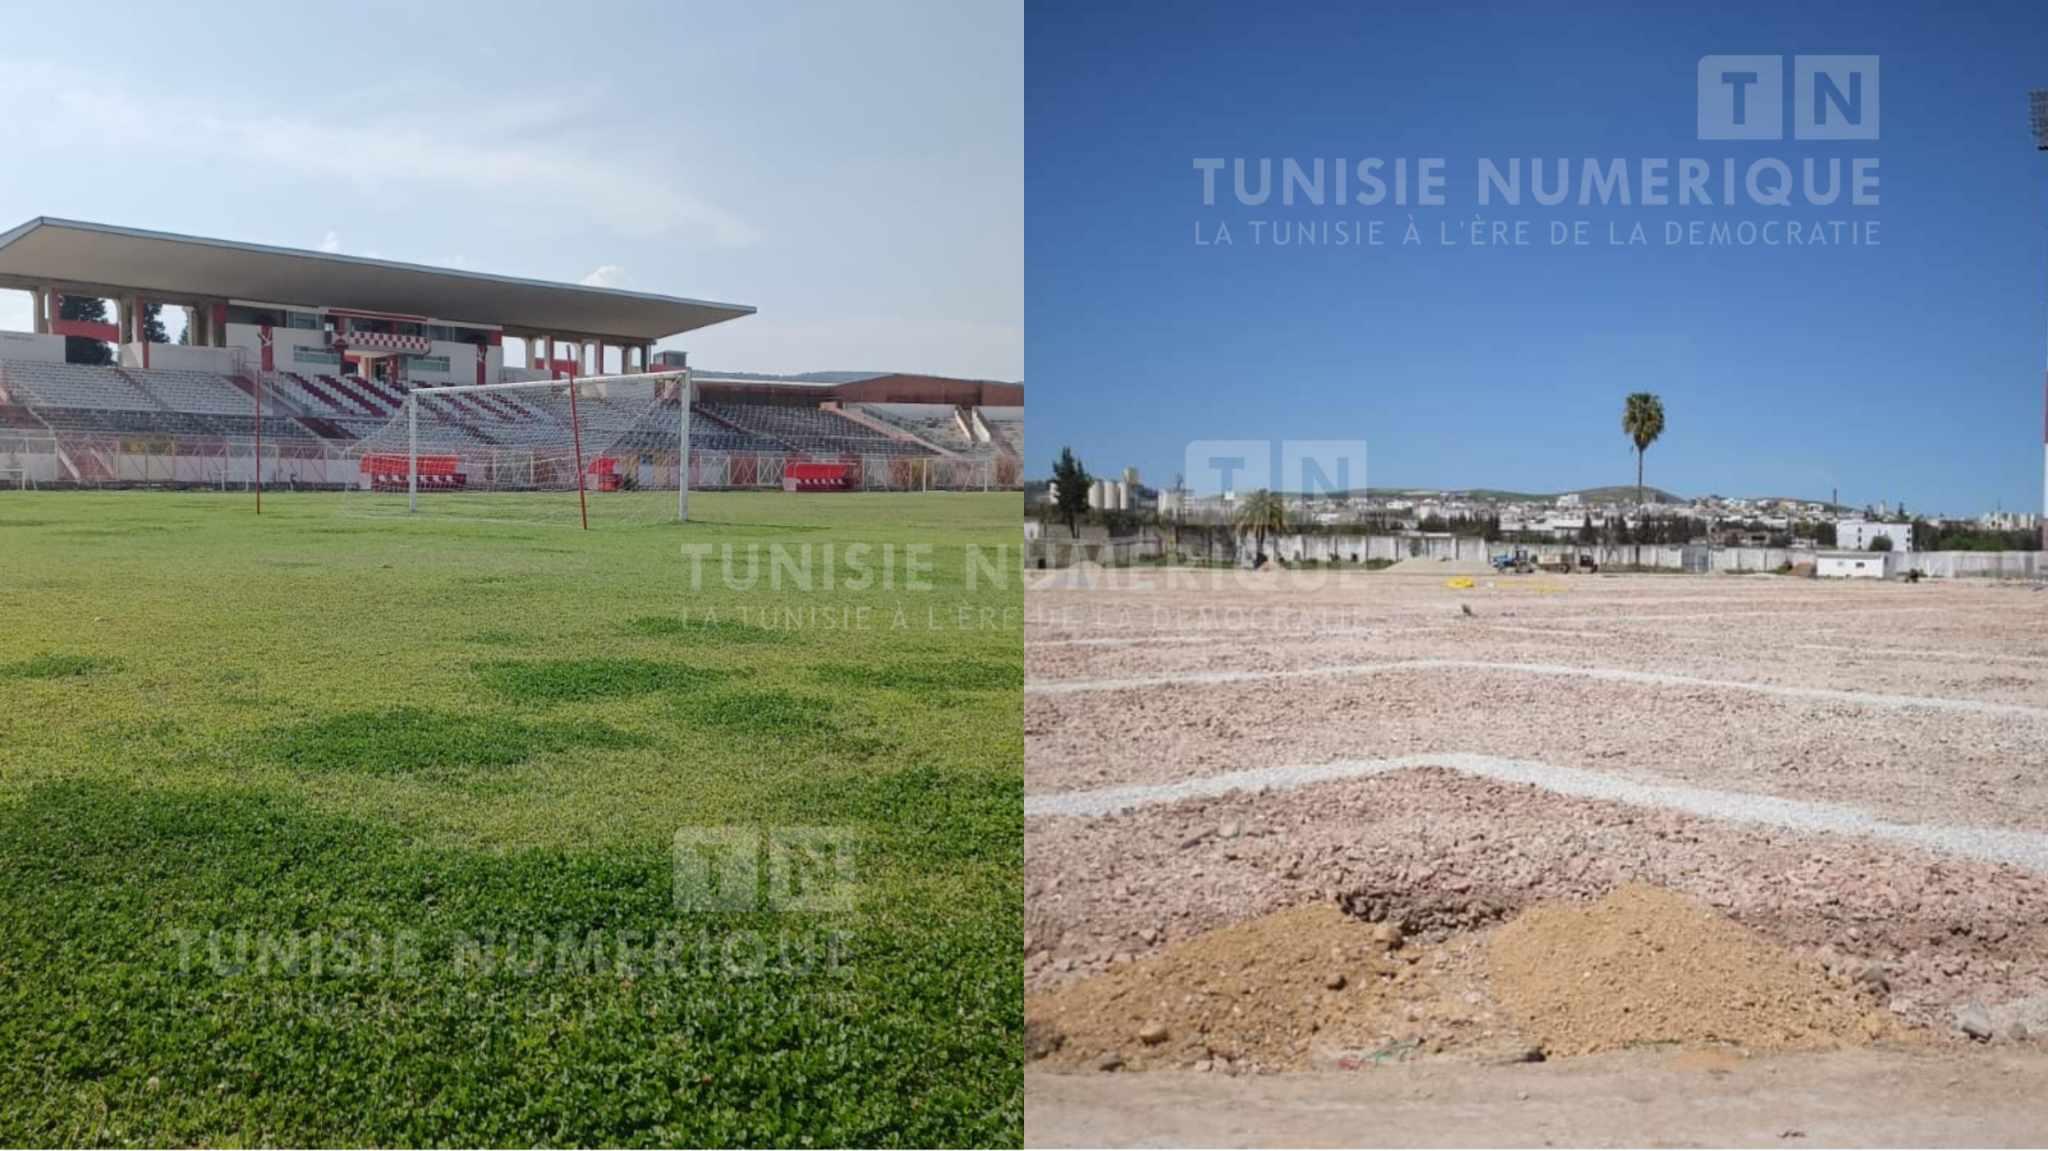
[1026,1047,2048,1147]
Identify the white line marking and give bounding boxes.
[1028,623,1619,648]
[1024,658,2048,719]
[1031,629,2048,668]
[1023,751,2048,873]
[1028,602,1978,645]
[1791,642,2048,666]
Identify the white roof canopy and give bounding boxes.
[0,217,753,342]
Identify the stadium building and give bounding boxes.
[0,218,1021,492]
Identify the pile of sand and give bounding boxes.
[1027,885,1908,1075]
[1487,884,1889,1056]
[1025,903,1501,1073]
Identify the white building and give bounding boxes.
[1835,520,1912,552]
[1817,551,1893,579]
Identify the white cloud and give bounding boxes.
[0,62,759,248]
[318,231,342,253]
[579,265,626,288]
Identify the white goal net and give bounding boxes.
[341,371,692,527]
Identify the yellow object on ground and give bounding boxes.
[1445,577,1475,589]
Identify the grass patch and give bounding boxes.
[813,657,1021,693]
[52,524,170,538]
[678,688,837,734]
[464,628,533,647]
[475,658,732,703]
[0,778,1019,1146]
[625,614,785,644]
[0,652,119,680]
[0,490,1020,1143]
[270,707,647,774]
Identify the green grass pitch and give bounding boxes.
[0,490,1022,1146]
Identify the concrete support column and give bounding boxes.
[114,297,129,344]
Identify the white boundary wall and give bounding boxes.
[0,331,66,364]
[1198,530,2043,579]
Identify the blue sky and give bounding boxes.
[1027,0,2048,514]
[0,0,1020,380]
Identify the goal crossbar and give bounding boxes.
[400,368,694,525]
[407,370,687,397]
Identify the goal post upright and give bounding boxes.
[252,366,263,515]
[567,371,589,531]
[678,362,692,523]
[407,389,418,514]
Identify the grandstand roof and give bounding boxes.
[0,217,753,342]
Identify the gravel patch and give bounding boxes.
[1023,768,2048,1030]
[1026,751,2048,873]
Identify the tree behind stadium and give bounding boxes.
[59,295,113,365]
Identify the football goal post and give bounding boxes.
[342,369,693,528]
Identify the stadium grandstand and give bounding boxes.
[0,218,1022,492]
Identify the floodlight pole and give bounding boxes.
[2035,90,2048,551]
[677,361,693,523]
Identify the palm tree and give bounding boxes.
[1622,393,1665,509]
[1234,489,1288,566]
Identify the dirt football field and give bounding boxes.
[1023,565,2048,1145]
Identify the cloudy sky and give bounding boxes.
[0,0,1021,380]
